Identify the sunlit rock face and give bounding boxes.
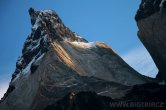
[136,0,166,81]
[0,8,154,110]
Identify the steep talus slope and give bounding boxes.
[0,8,156,110]
[136,0,166,81]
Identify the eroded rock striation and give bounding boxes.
[136,0,166,81]
[0,8,154,110]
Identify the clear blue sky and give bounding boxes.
[0,0,158,97]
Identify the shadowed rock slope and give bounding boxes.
[0,8,155,110]
[43,83,166,110]
[136,0,166,81]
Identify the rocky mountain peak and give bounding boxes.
[28,8,61,26]
[1,5,164,110]
[28,8,87,42]
[11,8,87,82]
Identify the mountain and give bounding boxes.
[0,8,153,110]
[135,0,166,81]
[1,1,166,109]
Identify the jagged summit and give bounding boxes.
[28,8,87,42]
[12,8,87,81]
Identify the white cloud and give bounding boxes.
[122,46,158,78]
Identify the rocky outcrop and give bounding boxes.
[0,8,155,110]
[43,83,166,110]
[136,0,166,81]
[43,91,113,110]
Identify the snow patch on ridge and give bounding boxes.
[74,32,82,39]
[22,53,45,75]
[12,53,45,82]
[22,57,35,75]
[41,10,54,15]
[32,16,40,30]
[12,73,20,82]
[72,42,96,48]
[35,53,45,63]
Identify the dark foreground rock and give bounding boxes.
[136,0,166,81]
[43,83,166,110]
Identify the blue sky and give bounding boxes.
[0,0,158,98]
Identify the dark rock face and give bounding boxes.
[43,92,113,110]
[123,83,166,102]
[135,0,162,21]
[136,0,166,81]
[30,63,38,74]
[0,85,15,102]
[135,0,166,21]
[120,83,166,110]
[43,84,166,110]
